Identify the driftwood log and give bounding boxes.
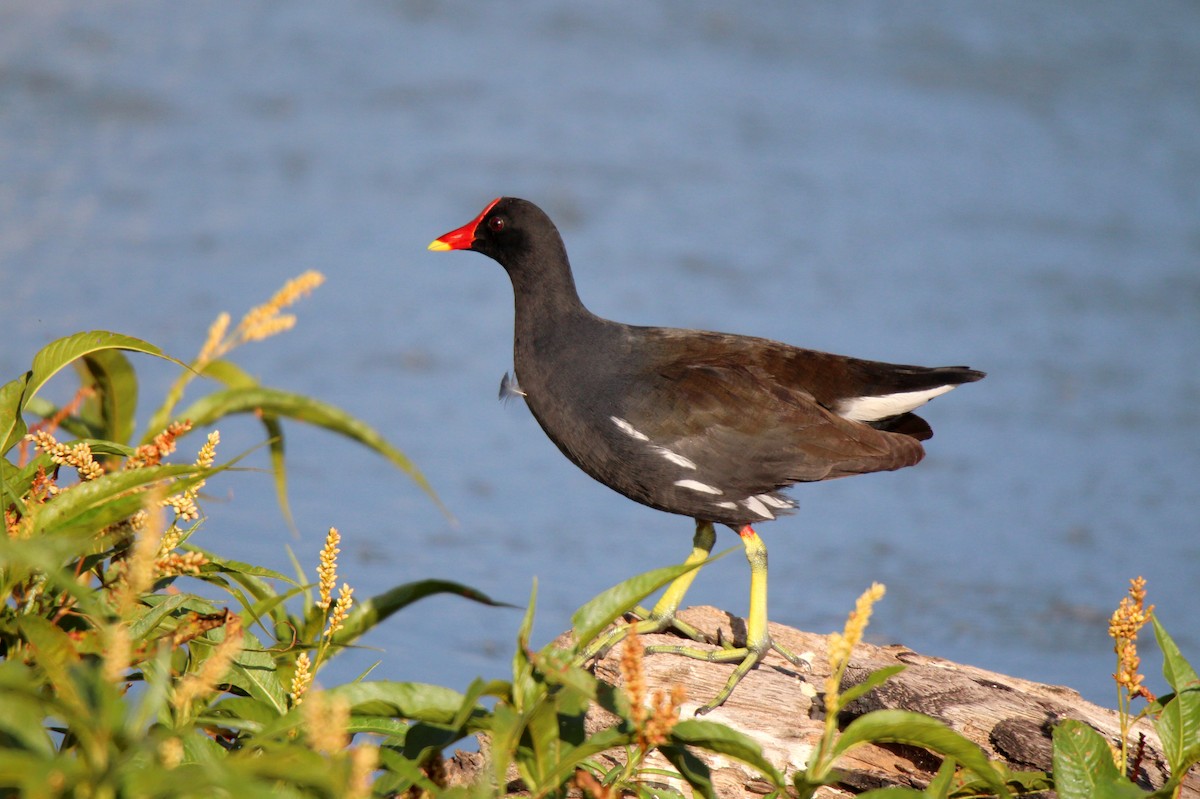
[448,606,1199,797]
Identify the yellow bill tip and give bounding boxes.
[427,239,452,252]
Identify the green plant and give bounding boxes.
[1047,579,1200,799]
[0,279,492,797]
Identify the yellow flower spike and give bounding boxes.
[316,527,341,610]
[619,627,647,728]
[236,270,325,344]
[26,430,105,481]
[824,582,886,701]
[196,311,232,365]
[1109,577,1155,774]
[325,583,354,639]
[194,430,220,469]
[290,651,314,706]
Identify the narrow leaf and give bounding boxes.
[331,579,513,648]
[31,463,202,538]
[199,358,259,389]
[1153,617,1200,694]
[0,374,30,456]
[330,681,469,724]
[670,719,786,787]
[832,710,1007,795]
[261,412,295,530]
[657,743,716,799]
[27,331,177,411]
[571,550,728,646]
[538,726,634,790]
[76,349,138,445]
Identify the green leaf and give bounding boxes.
[330,681,470,724]
[529,648,600,702]
[511,580,539,711]
[670,719,786,787]
[0,533,112,615]
[27,331,176,412]
[489,702,523,791]
[16,616,84,715]
[0,664,57,755]
[925,755,957,798]
[198,357,294,530]
[224,631,289,714]
[1154,616,1200,694]
[199,358,259,389]
[832,710,1007,796]
[0,374,30,456]
[261,412,294,531]
[76,349,138,446]
[331,579,513,648]
[196,550,294,583]
[128,593,195,640]
[524,700,565,786]
[536,726,634,790]
[658,743,715,799]
[1151,618,1200,776]
[2,452,36,519]
[177,385,447,515]
[346,714,410,739]
[375,746,440,795]
[206,695,285,731]
[1051,719,1144,799]
[571,551,728,646]
[1154,686,1200,778]
[31,462,203,538]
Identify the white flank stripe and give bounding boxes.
[716,501,738,510]
[756,493,792,509]
[837,384,956,422]
[741,495,775,519]
[653,446,697,470]
[675,479,723,495]
[610,416,649,441]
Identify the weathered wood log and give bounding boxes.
[447,606,1198,797]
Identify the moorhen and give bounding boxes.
[429,197,984,713]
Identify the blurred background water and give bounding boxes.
[2,1,1197,707]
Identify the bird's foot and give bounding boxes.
[645,634,810,715]
[630,604,723,646]
[579,605,731,665]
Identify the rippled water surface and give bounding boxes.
[3,2,1198,705]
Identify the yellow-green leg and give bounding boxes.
[646,524,808,715]
[581,520,721,663]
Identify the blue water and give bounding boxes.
[3,2,1197,708]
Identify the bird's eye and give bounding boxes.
[488,215,506,233]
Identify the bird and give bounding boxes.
[428,197,984,713]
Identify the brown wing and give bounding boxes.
[612,331,927,523]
